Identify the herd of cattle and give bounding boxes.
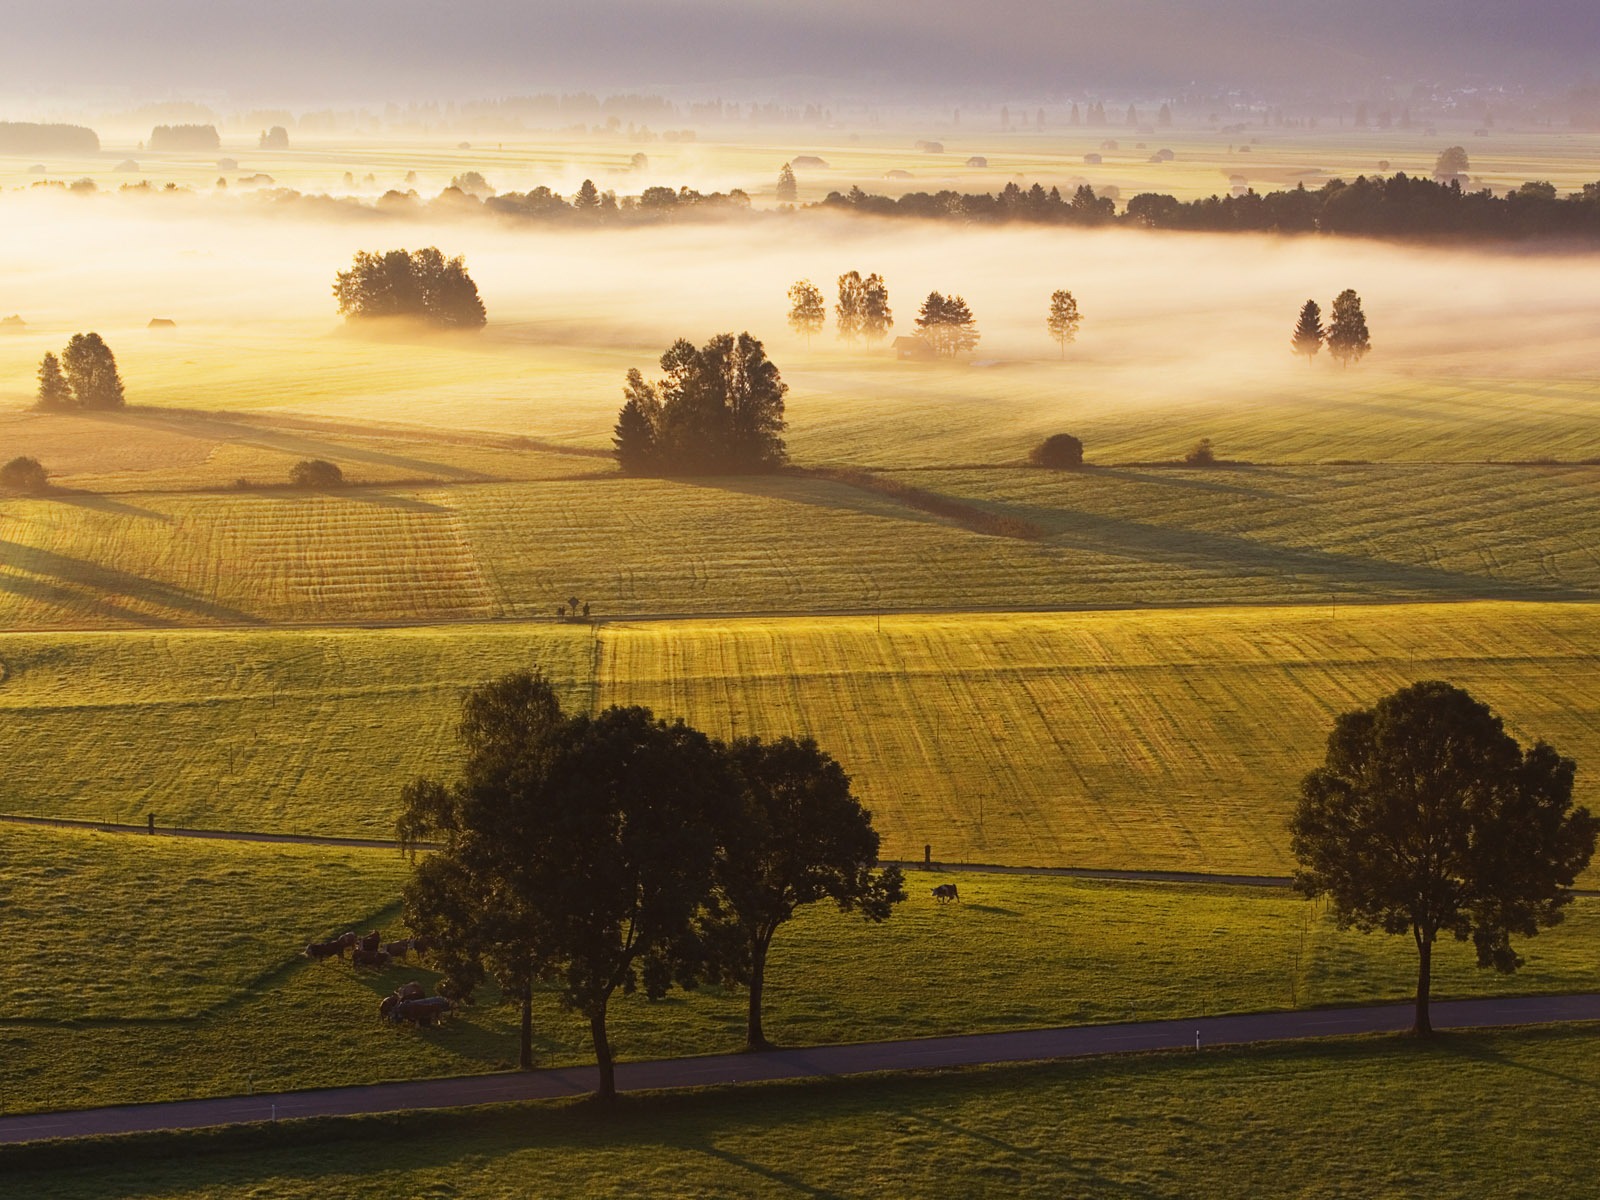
[303,929,453,1026]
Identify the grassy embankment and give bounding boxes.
[3,603,1599,871]
[3,823,1598,1115]
[6,1024,1599,1199]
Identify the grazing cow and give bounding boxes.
[304,939,344,961]
[390,996,454,1027]
[383,939,413,961]
[931,883,961,904]
[357,930,381,953]
[378,981,429,1019]
[352,947,391,968]
[336,931,360,950]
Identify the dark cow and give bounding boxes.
[304,939,345,961]
[378,981,428,1019]
[357,930,381,953]
[352,947,391,968]
[931,883,961,903]
[390,996,454,1026]
[382,939,413,961]
[336,931,359,950]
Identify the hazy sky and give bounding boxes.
[7,1,1599,102]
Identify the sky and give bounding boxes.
[5,1,1599,103]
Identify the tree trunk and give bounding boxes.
[590,1005,616,1102]
[746,931,774,1051]
[1413,929,1434,1036]
[519,982,534,1070]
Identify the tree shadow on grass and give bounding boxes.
[1434,1027,1600,1093]
[0,539,262,625]
[46,489,173,521]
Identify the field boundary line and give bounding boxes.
[0,813,426,851]
[2,994,1597,1145]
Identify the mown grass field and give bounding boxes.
[6,460,1600,629]
[4,823,1599,1116]
[3,603,1599,871]
[8,1025,1599,1199]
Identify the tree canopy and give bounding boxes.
[706,736,904,1049]
[612,333,788,475]
[35,352,72,410]
[915,292,980,358]
[1030,433,1084,469]
[58,334,126,410]
[0,456,49,494]
[1326,289,1371,367]
[1290,680,1597,1034]
[776,162,798,203]
[1046,290,1082,358]
[835,271,892,342]
[787,280,825,345]
[333,247,487,328]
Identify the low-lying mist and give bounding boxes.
[4,188,1600,431]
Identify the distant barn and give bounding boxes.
[966,156,988,168]
[147,318,177,329]
[792,155,829,168]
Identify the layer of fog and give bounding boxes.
[4,189,1600,431]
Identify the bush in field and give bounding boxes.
[60,333,126,410]
[290,459,345,488]
[258,126,289,150]
[1185,438,1216,467]
[333,248,487,328]
[1030,434,1084,469]
[613,333,787,476]
[0,456,49,494]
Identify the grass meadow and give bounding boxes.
[5,1026,1598,1198]
[3,823,1599,1116]
[3,603,1599,871]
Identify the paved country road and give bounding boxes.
[3,993,1597,1147]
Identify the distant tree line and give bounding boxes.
[148,125,221,152]
[0,122,99,154]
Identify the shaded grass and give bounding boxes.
[8,1024,1600,1198]
[4,824,1599,1116]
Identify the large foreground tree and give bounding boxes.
[708,737,905,1050]
[612,332,788,475]
[1290,681,1596,1035]
[399,674,735,1100]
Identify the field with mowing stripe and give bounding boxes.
[10,1026,1600,1199]
[4,824,1599,1116]
[3,602,1600,872]
[6,462,1600,629]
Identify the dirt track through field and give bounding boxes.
[2,994,1596,1145]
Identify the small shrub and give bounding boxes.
[0,456,49,493]
[289,459,345,488]
[1029,433,1084,469]
[1184,438,1216,467]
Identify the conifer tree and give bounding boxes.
[35,352,72,410]
[1291,299,1324,365]
[776,162,798,203]
[915,292,981,358]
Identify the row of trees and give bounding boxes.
[36,334,125,411]
[333,248,487,328]
[1291,290,1372,367]
[398,672,904,1100]
[613,333,789,475]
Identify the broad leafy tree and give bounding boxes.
[61,333,125,410]
[35,352,72,410]
[1326,289,1371,367]
[787,280,826,345]
[1291,300,1324,364]
[1046,290,1082,358]
[1434,146,1470,180]
[612,333,788,475]
[399,674,737,1101]
[915,292,980,358]
[1030,433,1084,468]
[707,736,905,1050]
[0,456,49,493]
[1290,681,1596,1035]
[860,273,893,341]
[333,247,487,328]
[836,271,865,340]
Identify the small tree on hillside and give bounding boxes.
[1030,433,1084,468]
[574,179,601,211]
[836,271,865,341]
[776,162,798,203]
[35,352,72,410]
[1291,300,1324,365]
[915,292,980,358]
[0,456,49,493]
[1046,290,1082,358]
[860,274,893,341]
[1291,681,1596,1035]
[61,333,125,410]
[787,280,826,346]
[1326,289,1372,367]
[1434,146,1471,181]
[290,459,345,488]
[707,736,906,1050]
[1185,437,1216,467]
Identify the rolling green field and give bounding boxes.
[4,823,1598,1116]
[7,459,1600,629]
[3,603,1599,872]
[8,1025,1599,1198]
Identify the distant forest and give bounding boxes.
[0,122,98,154]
